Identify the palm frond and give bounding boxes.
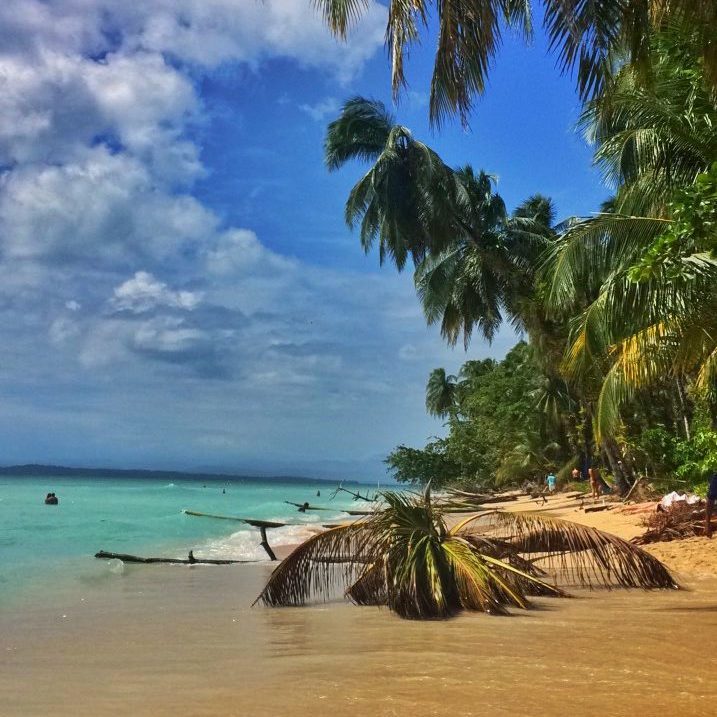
[325,96,394,171]
[454,511,678,589]
[255,524,371,607]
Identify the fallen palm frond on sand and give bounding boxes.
[256,488,678,620]
[632,503,710,545]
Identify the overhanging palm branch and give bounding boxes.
[256,490,677,620]
[324,96,394,170]
[312,1,717,125]
[579,29,717,205]
[328,98,462,270]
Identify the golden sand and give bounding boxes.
[2,494,717,717]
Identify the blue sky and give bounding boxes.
[0,1,608,479]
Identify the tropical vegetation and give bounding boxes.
[324,23,717,497]
[256,6,716,623]
[312,0,717,125]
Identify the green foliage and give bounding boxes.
[384,440,461,488]
[389,343,575,489]
[314,0,717,127]
[631,163,717,282]
[629,427,717,493]
[674,431,717,490]
[326,27,717,497]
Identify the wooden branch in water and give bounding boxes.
[183,510,285,528]
[259,527,277,561]
[94,550,255,565]
[284,501,332,512]
[331,485,375,502]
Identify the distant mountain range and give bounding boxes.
[0,464,362,485]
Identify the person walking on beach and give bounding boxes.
[546,472,557,493]
[706,471,717,538]
[588,467,601,500]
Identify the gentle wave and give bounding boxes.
[197,523,321,561]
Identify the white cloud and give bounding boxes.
[0,147,215,262]
[299,97,340,121]
[0,0,511,474]
[111,271,202,314]
[0,0,387,81]
[132,316,207,353]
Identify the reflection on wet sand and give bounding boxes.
[2,562,716,717]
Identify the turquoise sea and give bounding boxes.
[0,474,377,608]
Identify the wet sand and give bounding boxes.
[3,496,717,716]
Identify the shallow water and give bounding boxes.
[2,561,716,716]
[0,475,368,606]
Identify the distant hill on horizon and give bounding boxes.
[0,464,364,485]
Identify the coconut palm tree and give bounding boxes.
[256,489,677,620]
[312,0,717,125]
[425,368,460,418]
[543,30,717,440]
[325,96,460,270]
[327,98,532,343]
[415,169,516,345]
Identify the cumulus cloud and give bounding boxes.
[0,0,506,474]
[0,148,216,265]
[111,272,202,314]
[0,0,387,80]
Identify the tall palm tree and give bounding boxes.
[312,1,717,125]
[543,30,717,441]
[327,98,529,344]
[415,169,516,345]
[325,96,459,270]
[256,489,677,620]
[425,368,460,418]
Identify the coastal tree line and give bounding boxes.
[318,21,717,495]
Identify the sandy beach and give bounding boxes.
[3,495,717,717]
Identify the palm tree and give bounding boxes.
[327,99,530,344]
[543,30,717,441]
[325,96,459,270]
[312,0,717,125]
[256,489,677,620]
[415,169,516,345]
[425,368,460,418]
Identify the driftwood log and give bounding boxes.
[95,550,255,564]
[183,510,285,528]
[584,505,613,513]
[284,501,332,512]
[330,485,375,502]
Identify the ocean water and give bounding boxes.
[0,474,378,607]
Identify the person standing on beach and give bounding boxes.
[706,471,717,538]
[571,467,581,482]
[588,467,601,500]
[546,472,557,493]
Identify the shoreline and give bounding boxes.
[3,491,717,716]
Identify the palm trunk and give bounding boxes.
[602,437,630,496]
[582,402,594,479]
[675,376,691,441]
